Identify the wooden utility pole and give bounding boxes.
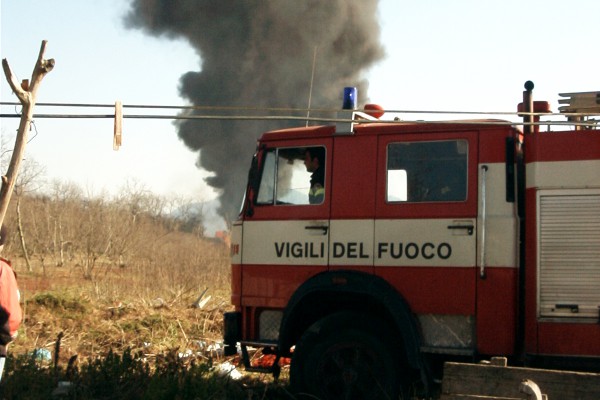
[0,40,54,229]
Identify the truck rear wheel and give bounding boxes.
[290,312,406,400]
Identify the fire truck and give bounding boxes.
[223,82,600,399]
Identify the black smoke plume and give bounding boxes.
[125,1,384,221]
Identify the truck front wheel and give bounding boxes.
[290,312,406,400]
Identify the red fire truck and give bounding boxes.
[223,82,600,399]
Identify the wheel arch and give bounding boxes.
[279,270,424,371]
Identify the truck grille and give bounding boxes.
[259,310,282,341]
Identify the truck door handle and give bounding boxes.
[555,304,579,313]
[447,224,474,235]
[305,225,328,235]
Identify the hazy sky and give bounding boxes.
[1,0,599,205]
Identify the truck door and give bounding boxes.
[241,138,332,311]
[375,131,479,355]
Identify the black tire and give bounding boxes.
[290,312,406,400]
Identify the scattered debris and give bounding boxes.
[51,381,74,398]
[251,353,291,369]
[31,348,52,361]
[151,297,166,309]
[217,361,242,380]
[191,288,211,309]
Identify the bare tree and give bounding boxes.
[15,160,45,272]
[0,41,54,230]
[163,195,205,235]
[0,135,45,271]
[47,180,82,268]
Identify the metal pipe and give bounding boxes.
[480,165,488,279]
[523,81,534,135]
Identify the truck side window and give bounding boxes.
[386,140,468,203]
[255,147,325,206]
[256,150,276,204]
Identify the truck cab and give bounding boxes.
[224,85,600,399]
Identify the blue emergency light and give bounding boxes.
[342,87,357,110]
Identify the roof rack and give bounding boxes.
[558,91,600,114]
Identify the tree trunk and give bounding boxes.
[0,41,54,229]
[16,197,33,272]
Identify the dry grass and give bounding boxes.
[9,240,232,367]
[0,191,299,398]
[0,240,295,399]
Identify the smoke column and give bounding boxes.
[125,1,384,221]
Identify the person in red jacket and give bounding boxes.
[0,225,21,357]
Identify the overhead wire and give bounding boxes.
[0,100,597,128]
